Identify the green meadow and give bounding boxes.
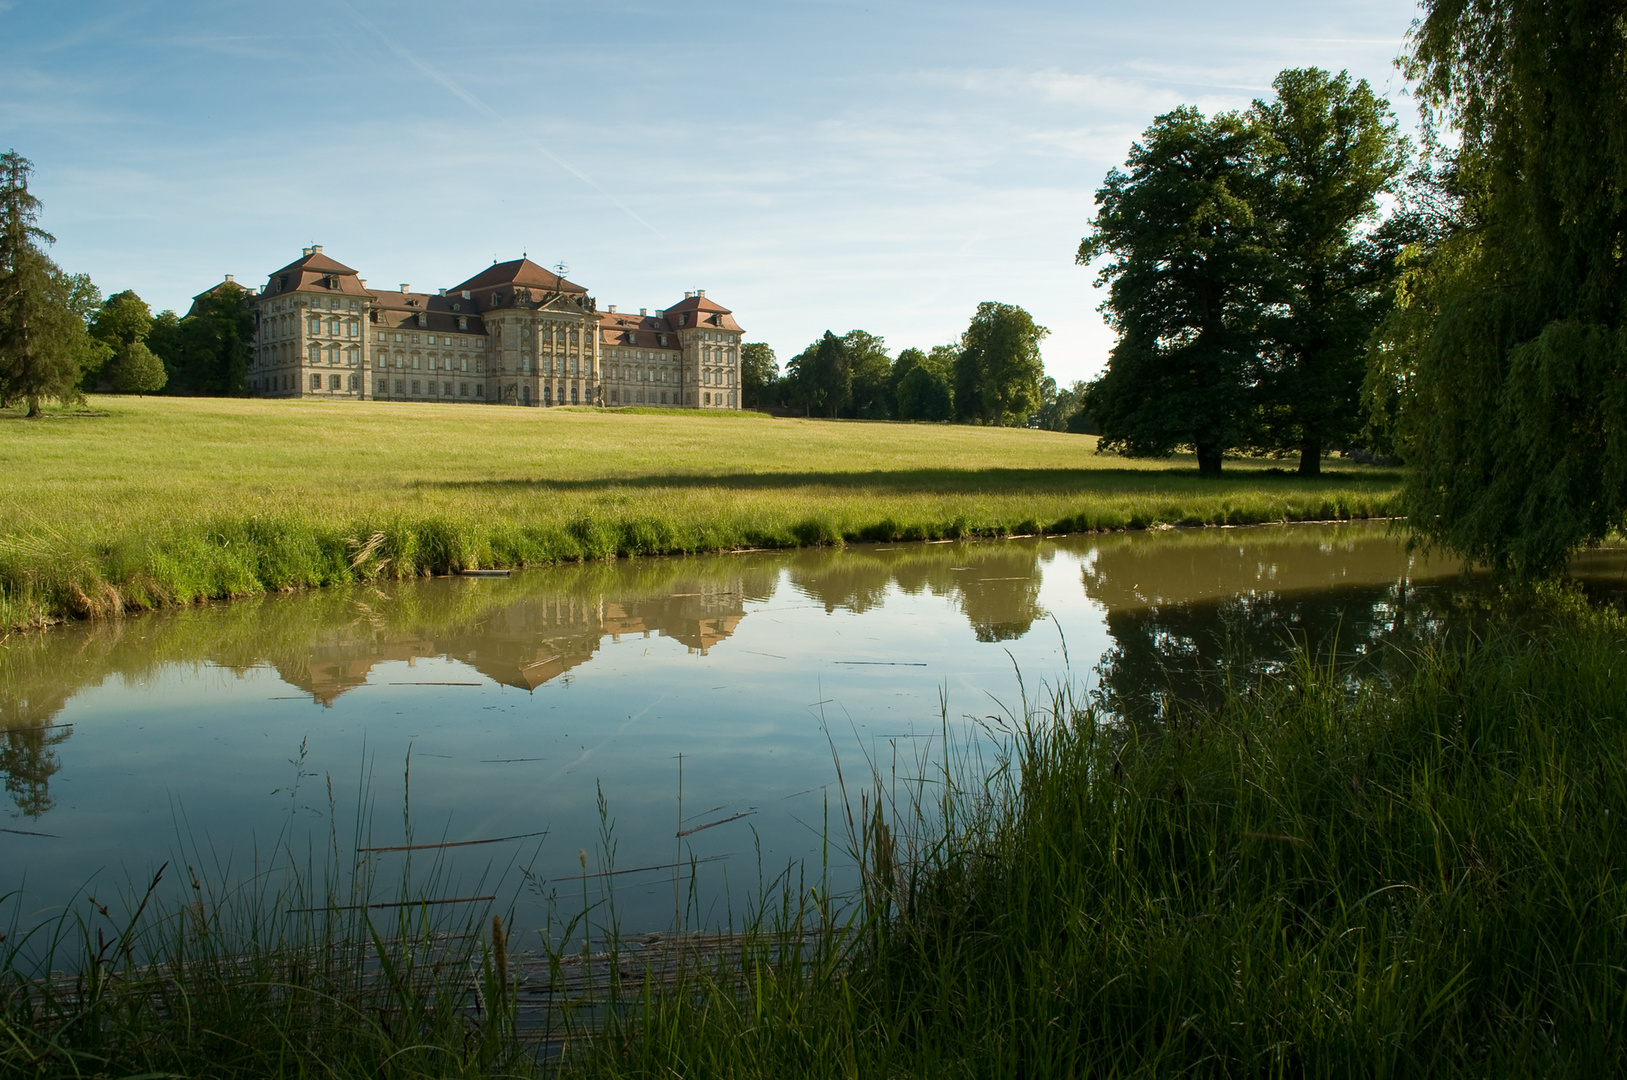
[0,395,1400,627]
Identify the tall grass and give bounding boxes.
[570,593,1627,1078]
[13,590,1616,1077]
[0,396,1402,628]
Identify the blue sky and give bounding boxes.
[2,0,1421,385]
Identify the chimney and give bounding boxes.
[697,289,706,298]
[312,245,323,254]
[461,290,471,300]
[302,246,312,257]
[607,305,617,313]
[224,274,234,283]
[359,279,367,288]
[438,288,446,296]
[684,291,694,299]
[640,307,648,316]
[399,284,410,294]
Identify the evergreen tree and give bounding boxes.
[1080,108,1269,475]
[0,151,103,415]
[1385,0,1627,576]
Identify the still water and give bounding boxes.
[3,523,1617,935]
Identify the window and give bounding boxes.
[395,333,403,343]
[461,357,468,372]
[477,384,484,397]
[610,389,618,403]
[310,374,321,390]
[375,380,384,396]
[329,374,340,390]
[460,382,468,397]
[443,382,452,396]
[308,343,321,363]
[328,319,339,336]
[728,392,735,407]
[411,380,421,394]
[704,392,711,405]
[544,385,552,404]
[394,380,403,394]
[308,317,320,335]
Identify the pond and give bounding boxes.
[3,523,1621,938]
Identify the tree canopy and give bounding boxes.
[148,283,254,396]
[954,302,1047,426]
[1081,107,1267,474]
[739,342,778,407]
[1373,0,1627,577]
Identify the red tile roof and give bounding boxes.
[451,258,586,295]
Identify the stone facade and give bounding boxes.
[239,247,743,408]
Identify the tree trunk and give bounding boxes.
[1196,444,1223,476]
[1298,438,1321,476]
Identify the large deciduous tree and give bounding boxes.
[892,346,955,421]
[1383,0,1627,576]
[1080,108,1268,475]
[844,330,893,419]
[1251,69,1410,475]
[953,302,1048,426]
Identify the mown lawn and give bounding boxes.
[0,396,1402,626]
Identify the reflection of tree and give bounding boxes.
[1092,583,1436,724]
[1,724,69,818]
[786,542,1047,640]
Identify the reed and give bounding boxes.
[0,396,1401,628]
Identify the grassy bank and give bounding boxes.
[5,598,1623,1077]
[0,396,1400,628]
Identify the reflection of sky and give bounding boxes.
[5,545,1100,937]
[2,524,1494,938]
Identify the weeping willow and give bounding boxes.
[1381,1,1627,576]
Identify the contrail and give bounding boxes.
[338,0,663,238]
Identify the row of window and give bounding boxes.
[307,318,362,338]
[375,332,485,348]
[377,380,484,399]
[375,353,480,373]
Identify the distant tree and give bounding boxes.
[895,362,954,421]
[86,289,154,390]
[844,330,892,419]
[112,340,167,395]
[739,342,778,407]
[953,302,1048,426]
[791,331,852,419]
[1250,69,1410,475]
[0,152,106,415]
[1035,377,1091,431]
[1080,107,1268,475]
[149,282,254,396]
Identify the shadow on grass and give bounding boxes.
[420,466,1404,496]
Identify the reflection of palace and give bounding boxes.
[286,582,752,705]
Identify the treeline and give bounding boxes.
[741,301,1089,429]
[0,150,256,412]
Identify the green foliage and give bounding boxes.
[85,289,155,390]
[953,301,1048,426]
[1379,0,1627,577]
[111,339,167,394]
[1084,73,1410,476]
[1033,377,1088,432]
[1251,69,1410,475]
[0,151,104,416]
[843,329,892,419]
[895,362,954,421]
[148,282,254,396]
[739,341,778,406]
[1082,107,1267,474]
[788,330,852,418]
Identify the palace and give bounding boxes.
[235,246,744,409]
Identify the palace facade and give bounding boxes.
[238,246,744,409]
